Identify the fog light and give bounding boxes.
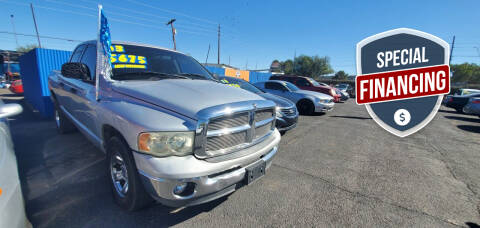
[173,183,188,195]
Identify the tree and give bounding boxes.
[281,59,294,74]
[450,63,480,84]
[274,55,333,79]
[16,44,38,53]
[333,70,349,80]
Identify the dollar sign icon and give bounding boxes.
[394,109,411,126]
[399,113,405,122]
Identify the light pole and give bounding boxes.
[166,19,176,50]
[10,15,19,48]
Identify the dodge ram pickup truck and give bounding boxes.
[48,41,281,211]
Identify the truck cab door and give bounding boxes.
[56,44,87,117]
[68,44,100,142]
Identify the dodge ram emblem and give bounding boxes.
[356,28,450,137]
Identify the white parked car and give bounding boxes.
[0,100,31,228]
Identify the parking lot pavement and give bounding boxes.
[2,89,480,227]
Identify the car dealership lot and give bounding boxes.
[2,89,480,227]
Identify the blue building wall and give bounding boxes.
[20,48,72,118]
[204,66,225,76]
[204,65,271,84]
[248,71,271,84]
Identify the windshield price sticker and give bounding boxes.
[221,79,241,88]
[356,28,450,137]
[110,45,125,53]
[111,52,148,69]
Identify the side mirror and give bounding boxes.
[0,103,23,119]
[61,62,91,81]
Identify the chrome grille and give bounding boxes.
[208,112,249,131]
[203,107,275,157]
[206,131,247,151]
[280,107,296,117]
[255,109,274,122]
[255,122,273,140]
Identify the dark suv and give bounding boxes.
[269,75,341,102]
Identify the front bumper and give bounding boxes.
[134,129,281,207]
[464,104,480,115]
[315,102,334,113]
[275,115,298,132]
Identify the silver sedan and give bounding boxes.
[254,80,334,115]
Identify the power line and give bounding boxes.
[0,0,220,37]
[0,31,83,42]
[126,0,218,25]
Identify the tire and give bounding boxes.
[297,99,315,115]
[455,108,464,114]
[107,136,153,211]
[54,103,77,134]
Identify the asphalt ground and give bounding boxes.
[2,89,480,227]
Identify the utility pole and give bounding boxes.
[30,3,42,48]
[449,35,455,65]
[217,24,220,64]
[9,15,19,48]
[228,56,230,66]
[166,19,176,50]
[205,44,210,64]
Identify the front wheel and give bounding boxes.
[297,100,315,115]
[107,136,153,211]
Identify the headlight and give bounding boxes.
[275,106,283,117]
[138,131,194,157]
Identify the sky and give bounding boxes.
[0,0,479,75]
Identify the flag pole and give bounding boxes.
[95,4,102,101]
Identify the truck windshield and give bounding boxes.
[110,44,213,81]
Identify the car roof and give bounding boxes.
[77,40,184,55]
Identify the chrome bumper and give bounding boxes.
[135,130,280,207]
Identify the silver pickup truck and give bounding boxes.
[48,41,281,211]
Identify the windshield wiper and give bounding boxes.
[113,71,190,80]
[177,73,210,80]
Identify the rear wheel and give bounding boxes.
[107,136,153,211]
[297,99,315,115]
[455,108,464,114]
[54,104,76,134]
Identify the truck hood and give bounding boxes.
[112,79,265,119]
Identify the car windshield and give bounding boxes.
[219,77,264,94]
[307,78,321,86]
[110,44,213,81]
[284,81,300,91]
[337,84,347,89]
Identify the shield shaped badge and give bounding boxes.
[356,28,450,137]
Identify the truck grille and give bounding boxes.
[204,108,274,156]
[208,112,249,131]
[206,131,247,151]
